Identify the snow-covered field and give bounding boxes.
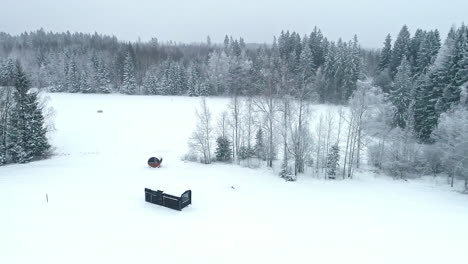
[1,93,468,264]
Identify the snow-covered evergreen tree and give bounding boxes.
[390,58,413,128]
[188,68,200,96]
[7,63,50,163]
[67,59,80,93]
[143,68,159,95]
[95,60,112,94]
[326,144,340,179]
[254,128,265,160]
[279,159,295,181]
[215,136,232,162]
[25,89,50,158]
[120,51,137,95]
[415,30,441,76]
[390,25,411,78]
[238,145,255,160]
[299,43,316,85]
[409,29,427,69]
[378,34,392,71]
[80,70,93,93]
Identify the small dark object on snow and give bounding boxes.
[97,110,103,113]
[145,188,191,211]
[148,157,163,168]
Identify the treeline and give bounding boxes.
[0,28,365,103]
[368,24,468,190]
[374,24,468,142]
[185,23,468,190]
[0,62,51,165]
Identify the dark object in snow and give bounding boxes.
[145,188,191,211]
[97,110,103,113]
[148,157,163,168]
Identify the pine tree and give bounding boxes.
[378,34,392,71]
[390,58,413,128]
[390,25,411,78]
[215,136,232,162]
[120,51,137,94]
[326,144,340,179]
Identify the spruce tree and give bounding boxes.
[390,58,413,128]
[238,146,255,160]
[279,159,295,181]
[326,144,340,179]
[390,25,411,78]
[25,89,50,157]
[156,74,168,95]
[120,51,137,95]
[378,34,392,71]
[7,63,50,163]
[215,136,232,162]
[93,60,112,94]
[0,144,5,165]
[409,29,427,69]
[415,34,454,142]
[80,70,93,93]
[254,128,265,160]
[299,44,315,81]
[8,63,33,163]
[143,69,158,95]
[415,30,441,76]
[188,69,200,96]
[198,81,209,96]
[308,26,327,70]
[67,59,80,93]
[434,28,462,114]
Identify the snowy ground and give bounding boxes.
[1,93,468,264]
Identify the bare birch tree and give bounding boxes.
[189,97,213,164]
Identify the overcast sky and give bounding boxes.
[1,0,466,48]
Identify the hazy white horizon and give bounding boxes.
[1,0,466,48]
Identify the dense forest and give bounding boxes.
[1,25,467,190]
[0,27,364,102]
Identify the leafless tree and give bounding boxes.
[188,97,213,164]
[229,95,242,163]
